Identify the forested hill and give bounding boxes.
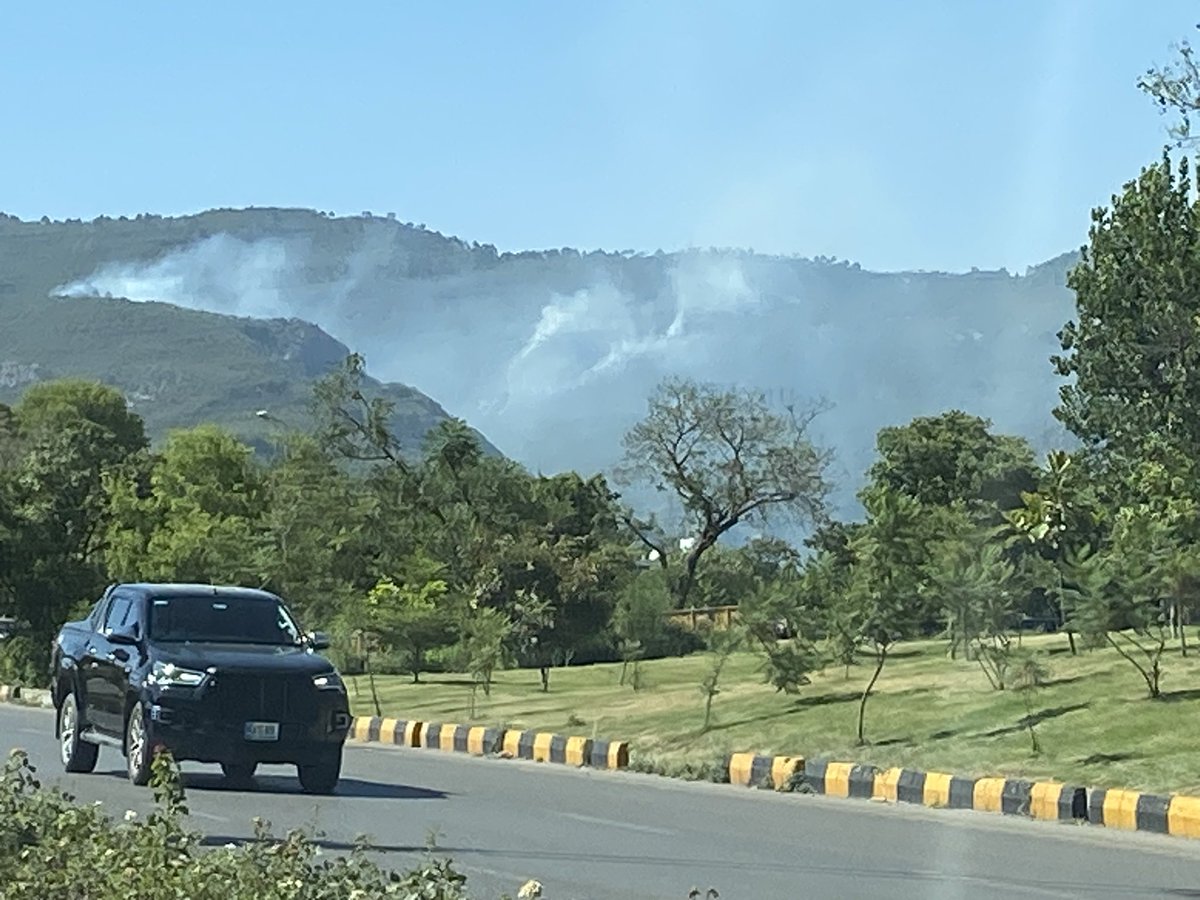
[0,209,1079,514]
[0,211,498,457]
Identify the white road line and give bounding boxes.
[190,811,231,823]
[559,812,675,835]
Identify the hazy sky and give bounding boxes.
[2,1,1195,272]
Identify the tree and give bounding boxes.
[1063,544,1170,699]
[460,606,511,706]
[1139,25,1200,147]
[805,550,860,679]
[0,381,147,675]
[612,569,671,688]
[15,380,146,458]
[255,433,366,627]
[364,575,457,686]
[846,493,928,745]
[925,526,1021,687]
[104,426,268,586]
[1012,651,1050,755]
[618,377,831,605]
[311,353,414,472]
[699,626,743,732]
[1001,450,1106,655]
[863,411,1038,519]
[1054,154,1200,474]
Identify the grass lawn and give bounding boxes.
[347,632,1200,796]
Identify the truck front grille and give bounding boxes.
[205,673,314,723]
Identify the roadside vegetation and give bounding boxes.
[0,746,522,900]
[352,632,1200,796]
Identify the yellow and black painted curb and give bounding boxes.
[719,753,1200,839]
[724,752,804,790]
[1088,787,1200,839]
[347,716,629,770]
[0,683,52,707]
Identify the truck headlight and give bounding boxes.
[312,672,346,692]
[149,661,206,687]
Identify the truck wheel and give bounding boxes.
[58,692,99,774]
[220,762,257,787]
[125,702,153,786]
[297,751,341,795]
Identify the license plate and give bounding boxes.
[244,721,279,742]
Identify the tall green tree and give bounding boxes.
[0,380,147,676]
[256,433,367,626]
[1054,153,1200,479]
[863,411,1038,519]
[104,425,268,585]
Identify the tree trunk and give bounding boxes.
[679,535,717,606]
[540,665,550,692]
[856,645,888,746]
[364,650,382,717]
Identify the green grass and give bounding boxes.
[348,632,1200,796]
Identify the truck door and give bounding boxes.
[86,592,134,735]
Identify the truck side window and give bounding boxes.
[102,595,132,634]
[87,597,109,630]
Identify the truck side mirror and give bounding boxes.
[306,631,331,651]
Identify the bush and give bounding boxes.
[0,636,43,688]
[0,747,528,899]
[643,622,707,660]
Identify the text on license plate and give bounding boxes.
[244,721,279,742]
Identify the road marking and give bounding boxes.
[190,811,231,823]
[560,812,675,835]
[17,727,41,734]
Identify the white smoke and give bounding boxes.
[52,229,1076,522]
[55,235,296,319]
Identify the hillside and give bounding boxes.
[0,209,1080,516]
[0,213,496,457]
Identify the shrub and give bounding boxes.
[0,636,43,688]
[0,747,521,899]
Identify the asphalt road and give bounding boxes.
[4,704,1200,900]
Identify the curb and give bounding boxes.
[0,683,53,708]
[719,753,1200,840]
[346,715,630,770]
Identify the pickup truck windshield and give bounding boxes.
[147,594,303,645]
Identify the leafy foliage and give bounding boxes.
[0,748,481,899]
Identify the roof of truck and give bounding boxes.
[118,583,282,602]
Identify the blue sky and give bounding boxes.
[1,0,1195,272]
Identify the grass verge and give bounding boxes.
[348,632,1200,796]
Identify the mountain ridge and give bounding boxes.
[0,207,1082,519]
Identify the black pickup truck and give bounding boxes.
[50,583,352,793]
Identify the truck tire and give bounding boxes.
[57,692,99,774]
[125,702,153,786]
[297,750,341,795]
